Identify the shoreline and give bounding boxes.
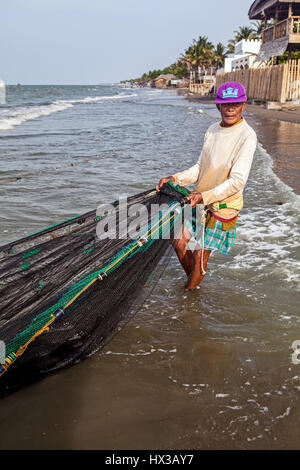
[246,112,300,195]
[177,89,300,195]
[176,88,300,123]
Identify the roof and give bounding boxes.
[155,74,177,81]
[248,0,300,19]
[255,36,289,60]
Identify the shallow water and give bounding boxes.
[0,86,299,449]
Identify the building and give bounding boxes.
[189,69,216,95]
[215,1,300,104]
[248,0,300,60]
[154,74,177,88]
[223,39,262,72]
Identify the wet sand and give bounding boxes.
[246,111,300,195]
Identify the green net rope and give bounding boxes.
[4,200,184,362]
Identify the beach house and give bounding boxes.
[216,1,300,104]
[154,74,177,88]
[248,0,300,60]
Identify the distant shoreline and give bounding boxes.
[176,87,300,124]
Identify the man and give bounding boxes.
[157,82,257,290]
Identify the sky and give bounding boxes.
[0,0,254,85]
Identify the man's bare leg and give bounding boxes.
[185,249,211,290]
[173,228,194,276]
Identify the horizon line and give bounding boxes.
[5,82,122,87]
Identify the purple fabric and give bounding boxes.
[215,81,247,104]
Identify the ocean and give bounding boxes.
[0,84,299,449]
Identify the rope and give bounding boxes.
[0,315,56,377]
[1,200,185,377]
[200,206,208,276]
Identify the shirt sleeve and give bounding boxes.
[201,133,257,206]
[172,161,200,187]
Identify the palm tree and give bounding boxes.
[214,42,226,69]
[226,39,236,55]
[251,20,264,39]
[234,25,255,41]
[172,61,188,79]
[184,36,215,81]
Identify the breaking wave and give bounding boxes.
[0,93,137,131]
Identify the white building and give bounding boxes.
[222,39,262,73]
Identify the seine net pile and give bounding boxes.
[0,182,190,397]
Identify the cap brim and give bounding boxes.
[215,97,247,104]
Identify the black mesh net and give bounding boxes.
[0,182,189,397]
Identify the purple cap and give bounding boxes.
[215,81,247,104]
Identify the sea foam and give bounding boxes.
[0,93,137,131]
[229,143,300,289]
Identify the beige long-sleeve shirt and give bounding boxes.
[172,119,257,219]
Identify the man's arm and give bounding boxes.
[172,161,201,187]
[156,162,200,191]
[201,134,257,206]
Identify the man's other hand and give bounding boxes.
[186,193,203,208]
[156,176,175,192]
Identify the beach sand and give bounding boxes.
[246,109,300,195]
[180,90,300,195]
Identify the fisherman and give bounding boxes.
[157,82,257,290]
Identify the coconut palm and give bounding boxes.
[214,42,226,69]
[251,20,264,39]
[234,25,256,41]
[200,36,215,67]
[226,39,236,55]
[184,36,215,81]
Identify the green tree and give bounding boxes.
[277,50,300,64]
[184,35,215,81]
[226,39,236,55]
[214,42,226,69]
[251,20,264,39]
[169,61,188,78]
[234,25,255,41]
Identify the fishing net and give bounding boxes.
[0,182,190,397]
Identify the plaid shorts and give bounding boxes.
[185,213,237,255]
[203,220,236,254]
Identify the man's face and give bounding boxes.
[217,102,247,127]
